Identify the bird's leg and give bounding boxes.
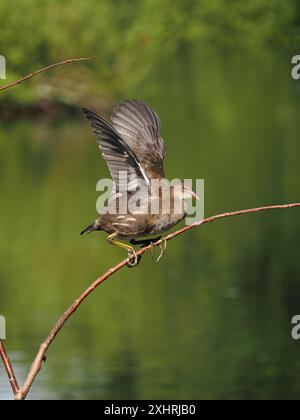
[156,237,168,263]
[107,233,140,267]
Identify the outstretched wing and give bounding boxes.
[111,100,166,180]
[82,108,149,192]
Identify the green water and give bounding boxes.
[1,48,300,400]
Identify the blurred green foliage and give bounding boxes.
[0,0,299,105]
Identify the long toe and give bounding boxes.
[156,238,167,263]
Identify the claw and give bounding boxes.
[127,249,141,268]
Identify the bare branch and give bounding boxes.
[13,201,300,400]
[0,57,96,93]
[0,50,299,402]
[0,340,20,396]
[0,55,94,400]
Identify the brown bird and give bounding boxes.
[81,100,198,266]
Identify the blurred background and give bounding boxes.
[0,0,300,400]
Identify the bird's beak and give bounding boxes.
[182,186,200,201]
[183,186,200,201]
[191,190,200,201]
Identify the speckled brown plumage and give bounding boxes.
[81,100,195,246]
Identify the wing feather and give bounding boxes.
[111,100,166,179]
[82,108,149,192]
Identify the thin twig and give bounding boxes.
[0,55,96,400]
[13,201,300,400]
[0,47,299,402]
[0,57,96,93]
[0,340,20,396]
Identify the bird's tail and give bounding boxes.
[80,223,99,235]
